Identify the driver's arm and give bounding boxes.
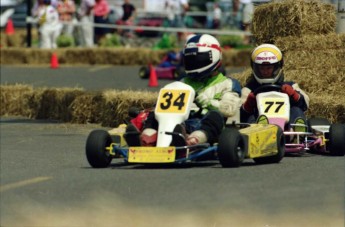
[241,86,252,105]
[292,83,310,110]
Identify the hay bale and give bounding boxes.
[0,48,27,64]
[70,92,105,124]
[0,84,35,117]
[252,0,336,44]
[231,68,252,86]
[284,67,345,95]
[222,49,251,67]
[101,89,157,127]
[34,88,84,121]
[283,49,345,71]
[0,47,250,66]
[64,49,96,65]
[308,93,345,123]
[275,33,345,52]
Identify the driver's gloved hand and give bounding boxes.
[195,93,211,108]
[243,92,256,113]
[282,84,300,102]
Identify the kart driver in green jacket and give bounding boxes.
[126,34,242,147]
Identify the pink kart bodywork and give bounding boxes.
[268,117,328,154]
[155,66,178,79]
[138,65,184,80]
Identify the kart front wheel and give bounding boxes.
[218,127,245,168]
[329,124,345,156]
[253,127,285,164]
[139,66,150,79]
[86,130,113,168]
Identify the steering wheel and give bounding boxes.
[253,84,282,96]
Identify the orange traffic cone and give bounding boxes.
[5,19,15,35]
[148,64,158,87]
[50,53,59,69]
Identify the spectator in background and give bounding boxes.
[121,0,136,24]
[232,0,241,29]
[77,0,95,47]
[37,0,62,48]
[32,0,46,47]
[57,0,76,37]
[164,0,189,45]
[240,0,254,44]
[116,0,136,37]
[32,0,45,17]
[212,3,222,29]
[165,0,175,27]
[233,0,253,43]
[93,0,110,44]
[165,0,189,27]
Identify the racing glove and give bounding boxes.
[282,84,300,102]
[195,93,212,109]
[242,92,256,113]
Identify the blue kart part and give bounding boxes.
[111,143,218,164]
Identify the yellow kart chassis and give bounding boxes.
[239,124,280,159]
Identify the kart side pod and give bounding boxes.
[218,124,285,168]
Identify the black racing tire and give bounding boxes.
[139,66,150,79]
[329,124,345,156]
[86,130,113,168]
[218,127,245,168]
[253,126,285,164]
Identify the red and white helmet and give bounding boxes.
[251,44,284,84]
[183,34,222,80]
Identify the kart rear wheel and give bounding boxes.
[218,127,245,168]
[86,130,113,168]
[139,66,150,79]
[253,127,285,164]
[329,124,345,156]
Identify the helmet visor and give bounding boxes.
[184,49,212,71]
[253,62,281,79]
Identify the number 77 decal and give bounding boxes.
[264,101,285,113]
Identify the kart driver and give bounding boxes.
[241,44,310,127]
[126,34,242,146]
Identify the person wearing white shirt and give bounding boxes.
[38,0,62,48]
[240,0,254,44]
[213,3,222,29]
[78,0,95,47]
[165,0,188,27]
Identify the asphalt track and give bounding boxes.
[0,66,344,226]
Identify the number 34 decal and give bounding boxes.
[156,89,191,113]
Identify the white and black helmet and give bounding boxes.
[183,34,222,80]
[251,44,284,84]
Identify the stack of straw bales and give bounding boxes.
[0,84,158,127]
[0,47,250,67]
[234,0,345,123]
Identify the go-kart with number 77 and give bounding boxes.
[254,84,345,156]
[85,81,285,168]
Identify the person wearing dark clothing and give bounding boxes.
[121,0,135,22]
[240,44,310,126]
